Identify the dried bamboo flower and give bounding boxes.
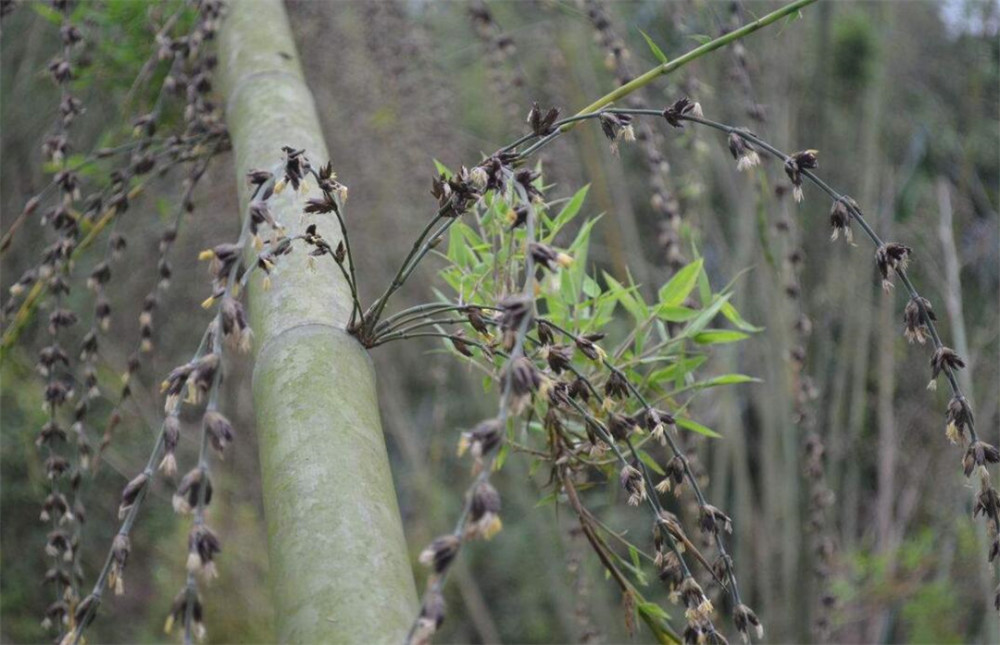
[928,346,965,390]
[467,481,502,539]
[187,525,221,579]
[903,296,934,344]
[874,242,912,292]
[107,534,130,595]
[418,535,460,574]
[727,132,760,171]
[619,464,646,506]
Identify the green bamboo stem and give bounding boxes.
[217,1,416,641]
[566,0,817,124]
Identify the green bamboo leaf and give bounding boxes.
[493,442,510,471]
[658,258,702,307]
[582,275,601,298]
[680,293,731,338]
[432,158,453,178]
[654,304,699,322]
[638,602,670,622]
[693,329,750,344]
[676,417,722,438]
[604,272,647,322]
[629,545,642,570]
[669,373,762,396]
[638,29,669,64]
[638,449,666,476]
[647,356,708,384]
[548,184,590,238]
[720,301,764,332]
[700,374,760,386]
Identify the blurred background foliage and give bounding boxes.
[1,1,997,643]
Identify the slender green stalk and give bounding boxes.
[568,0,817,122]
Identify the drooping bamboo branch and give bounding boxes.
[217,1,417,641]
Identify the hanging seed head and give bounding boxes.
[505,356,541,413]
[187,353,220,404]
[498,294,533,351]
[87,262,111,291]
[728,133,760,172]
[45,528,73,561]
[974,482,1000,523]
[506,205,529,230]
[544,344,573,374]
[514,168,543,203]
[409,588,445,645]
[457,418,503,464]
[187,525,221,579]
[829,198,854,244]
[173,468,212,514]
[246,169,273,188]
[784,150,818,202]
[37,421,67,447]
[467,481,502,539]
[42,598,69,631]
[568,376,590,402]
[662,97,702,128]
[603,370,629,399]
[450,329,475,357]
[159,414,181,477]
[963,441,1000,478]
[657,549,684,590]
[903,296,934,344]
[620,464,646,506]
[280,146,307,191]
[528,242,573,272]
[699,504,733,535]
[107,534,130,596]
[679,576,713,619]
[874,242,912,291]
[418,534,461,574]
[248,201,277,238]
[163,589,205,640]
[929,346,965,390]
[682,623,707,645]
[203,410,235,455]
[118,472,148,520]
[645,408,675,446]
[161,361,195,410]
[40,492,70,522]
[527,101,561,137]
[607,412,638,442]
[37,344,69,376]
[655,458,683,494]
[733,604,764,643]
[316,161,348,202]
[304,192,338,215]
[44,456,70,481]
[946,396,973,445]
[466,307,491,335]
[48,309,78,334]
[598,111,634,155]
[575,335,605,362]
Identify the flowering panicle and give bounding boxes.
[783,149,818,202]
[652,98,997,620]
[598,111,635,155]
